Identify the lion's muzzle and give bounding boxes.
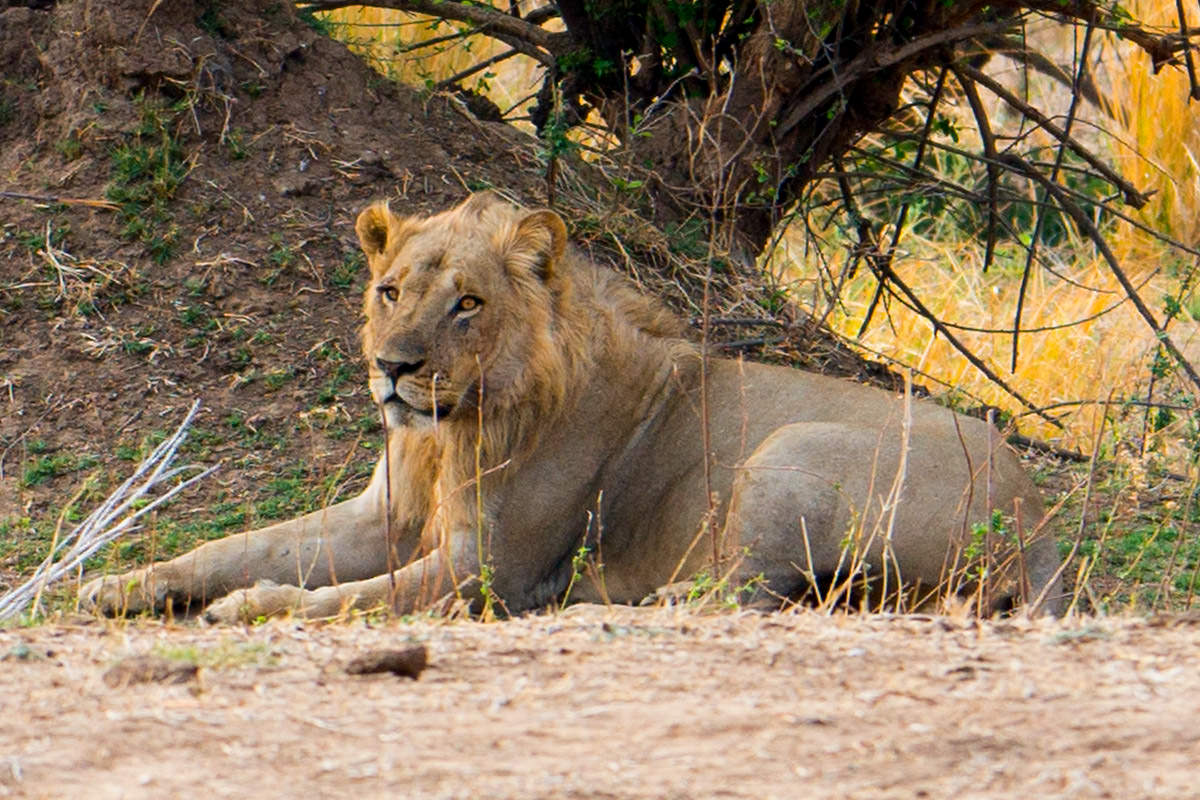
[371,359,458,427]
[375,356,424,380]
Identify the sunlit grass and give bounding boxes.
[777,228,1183,453]
[1103,0,1200,248]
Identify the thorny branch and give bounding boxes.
[834,159,1064,429]
[1000,153,1200,395]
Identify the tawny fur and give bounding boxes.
[81,192,1063,621]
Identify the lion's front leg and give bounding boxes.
[201,581,339,623]
[79,566,170,616]
[202,539,479,623]
[80,485,388,617]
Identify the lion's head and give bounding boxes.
[355,192,580,433]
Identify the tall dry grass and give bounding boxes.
[780,2,1200,462]
[1102,0,1200,248]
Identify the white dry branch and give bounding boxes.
[0,399,218,623]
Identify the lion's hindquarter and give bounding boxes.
[575,357,1055,606]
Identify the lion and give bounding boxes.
[81,192,1064,622]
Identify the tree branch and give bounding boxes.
[435,47,520,90]
[951,68,1001,275]
[776,20,1018,140]
[1000,153,1200,395]
[960,64,1150,207]
[858,67,948,337]
[1011,20,1094,371]
[834,155,1064,428]
[298,0,566,64]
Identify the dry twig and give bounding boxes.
[0,401,218,623]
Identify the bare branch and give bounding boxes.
[435,47,521,90]
[1174,0,1200,99]
[960,64,1150,207]
[1011,21,1094,371]
[951,68,1001,274]
[834,155,1064,428]
[298,0,566,65]
[858,67,948,338]
[1000,153,1200,395]
[0,401,217,622]
[776,20,1018,140]
[971,34,1107,109]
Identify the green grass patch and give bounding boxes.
[20,452,95,488]
[105,93,189,264]
[151,640,279,669]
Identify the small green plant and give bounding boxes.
[263,234,296,285]
[230,345,253,367]
[105,94,189,264]
[225,127,248,160]
[317,362,357,404]
[196,3,234,38]
[558,544,592,607]
[263,368,293,391]
[55,133,84,161]
[20,452,83,488]
[15,224,69,255]
[152,640,278,669]
[298,7,335,36]
[179,304,213,329]
[331,251,365,290]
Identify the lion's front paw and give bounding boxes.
[79,569,165,616]
[202,581,314,624]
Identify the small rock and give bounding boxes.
[272,175,318,197]
[344,645,427,679]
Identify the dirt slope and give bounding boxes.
[3,606,1200,799]
[0,0,548,584]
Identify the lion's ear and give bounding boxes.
[356,202,414,274]
[508,209,567,282]
[356,202,392,258]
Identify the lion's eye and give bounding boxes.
[454,295,483,314]
[378,286,399,303]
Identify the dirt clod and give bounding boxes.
[344,645,427,679]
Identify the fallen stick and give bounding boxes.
[0,400,218,622]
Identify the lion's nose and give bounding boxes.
[376,357,424,381]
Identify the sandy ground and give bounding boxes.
[2,606,1199,799]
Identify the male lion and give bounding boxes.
[82,192,1063,621]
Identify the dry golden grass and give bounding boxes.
[779,2,1200,461]
[1104,0,1200,247]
